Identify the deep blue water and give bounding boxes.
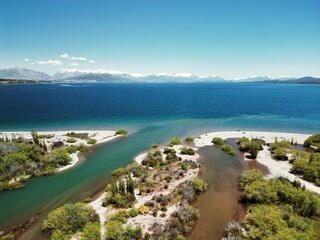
[0,82,320,238]
[0,83,320,133]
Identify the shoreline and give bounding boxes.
[89,143,200,238]
[0,130,120,172]
[194,130,320,194]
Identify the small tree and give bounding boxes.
[170,137,181,145]
[212,137,224,145]
[249,141,261,159]
[31,130,39,145]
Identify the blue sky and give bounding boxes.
[0,0,319,78]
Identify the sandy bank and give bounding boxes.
[194,130,320,194]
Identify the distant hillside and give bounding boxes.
[0,78,37,85]
[261,76,320,84]
[0,67,51,80]
[0,67,319,84]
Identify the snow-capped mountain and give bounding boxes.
[52,69,226,82]
[0,66,51,80]
[0,67,317,84]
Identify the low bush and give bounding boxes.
[212,137,224,145]
[65,132,88,139]
[170,137,181,145]
[115,129,128,135]
[42,203,99,236]
[112,167,126,177]
[87,138,97,145]
[185,136,194,142]
[66,138,77,143]
[180,146,195,155]
[221,144,236,156]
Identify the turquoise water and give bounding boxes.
[0,83,319,238]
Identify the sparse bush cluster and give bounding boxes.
[103,175,136,208]
[87,138,97,145]
[142,150,163,167]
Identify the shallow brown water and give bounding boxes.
[187,139,267,240]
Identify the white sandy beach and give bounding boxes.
[0,130,119,172]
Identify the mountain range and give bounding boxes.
[0,67,319,84]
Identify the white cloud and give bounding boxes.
[89,59,96,63]
[70,63,79,66]
[36,60,63,65]
[71,56,87,61]
[24,58,29,62]
[60,53,70,59]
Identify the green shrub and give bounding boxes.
[304,133,320,148]
[108,212,128,224]
[270,140,293,151]
[185,137,194,142]
[65,132,88,139]
[241,170,320,217]
[273,148,289,160]
[181,162,189,171]
[221,144,236,156]
[180,146,195,155]
[64,145,78,154]
[112,167,126,177]
[188,177,208,193]
[212,137,224,145]
[170,137,181,145]
[83,197,92,203]
[245,204,312,239]
[248,141,262,159]
[81,222,101,240]
[77,144,90,152]
[141,150,163,167]
[87,138,97,145]
[66,138,77,143]
[115,129,128,135]
[291,152,320,184]
[42,203,99,236]
[240,169,264,188]
[51,230,70,240]
[105,220,123,240]
[128,208,138,218]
